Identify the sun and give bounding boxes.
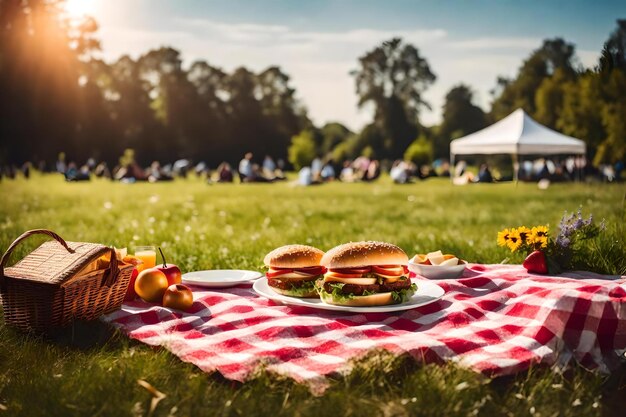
[64,0,97,18]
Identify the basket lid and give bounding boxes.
[4,240,110,286]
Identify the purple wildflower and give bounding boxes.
[556,236,571,248]
[573,216,584,229]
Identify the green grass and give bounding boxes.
[0,174,625,416]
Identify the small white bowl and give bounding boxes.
[408,260,467,280]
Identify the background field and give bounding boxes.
[1,175,625,416]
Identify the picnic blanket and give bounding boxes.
[102,265,626,393]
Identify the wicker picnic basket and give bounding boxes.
[0,229,133,333]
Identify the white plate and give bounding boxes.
[182,270,263,288]
[252,278,444,313]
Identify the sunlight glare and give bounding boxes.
[64,0,97,18]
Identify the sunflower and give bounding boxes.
[497,228,511,247]
[506,229,523,252]
[528,225,549,249]
[516,226,531,243]
[531,225,549,238]
[532,235,549,249]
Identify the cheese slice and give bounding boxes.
[412,254,428,264]
[324,276,377,285]
[373,273,403,283]
[440,257,459,266]
[269,271,317,280]
[427,250,445,265]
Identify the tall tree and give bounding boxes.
[256,66,308,158]
[491,38,578,121]
[352,38,436,159]
[0,0,97,164]
[187,60,228,163]
[599,19,626,73]
[138,47,203,161]
[223,67,267,160]
[320,122,352,156]
[558,21,626,164]
[435,84,487,158]
[107,55,160,163]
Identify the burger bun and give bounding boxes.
[319,291,401,307]
[264,244,324,268]
[321,241,408,269]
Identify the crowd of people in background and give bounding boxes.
[1,152,623,185]
[297,156,381,185]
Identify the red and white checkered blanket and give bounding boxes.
[102,265,626,393]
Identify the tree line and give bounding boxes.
[0,1,624,169]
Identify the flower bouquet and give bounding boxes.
[497,208,605,275]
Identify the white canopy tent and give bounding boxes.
[450,108,586,181]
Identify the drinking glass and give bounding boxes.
[134,245,156,272]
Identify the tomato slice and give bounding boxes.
[294,266,326,275]
[329,266,371,274]
[266,268,293,278]
[372,265,404,275]
[325,271,363,279]
[266,266,325,278]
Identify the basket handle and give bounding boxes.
[0,229,75,288]
[102,248,120,287]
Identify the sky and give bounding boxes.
[69,0,625,130]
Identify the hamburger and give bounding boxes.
[318,241,416,306]
[264,245,326,297]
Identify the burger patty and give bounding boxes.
[323,278,411,296]
[268,277,319,290]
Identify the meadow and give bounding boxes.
[0,174,625,416]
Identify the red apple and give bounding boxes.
[523,250,548,274]
[123,255,144,301]
[157,247,182,286]
[162,284,194,311]
[124,268,140,301]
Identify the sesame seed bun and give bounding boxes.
[264,244,324,268]
[269,286,319,298]
[319,291,399,306]
[320,241,408,269]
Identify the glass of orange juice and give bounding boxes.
[134,246,156,273]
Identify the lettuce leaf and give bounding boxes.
[284,279,317,297]
[322,282,356,301]
[319,281,418,304]
[390,283,418,303]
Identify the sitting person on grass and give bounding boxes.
[147,161,174,182]
[477,164,494,183]
[238,152,254,182]
[262,155,286,181]
[298,166,321,186]
[216,162,234,183]
[390,160,412,184]
[65,162,90,182]
[320,159,336,182]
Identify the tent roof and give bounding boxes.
[450,109,586,156]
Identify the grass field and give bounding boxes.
[0,174,625,416]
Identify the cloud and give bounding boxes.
[577,49,600,69]
[96,18,549,129]
[97,26,193,59]
[449,37,540,50]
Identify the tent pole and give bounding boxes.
[512,154,519,185]
[450,151,455,183]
